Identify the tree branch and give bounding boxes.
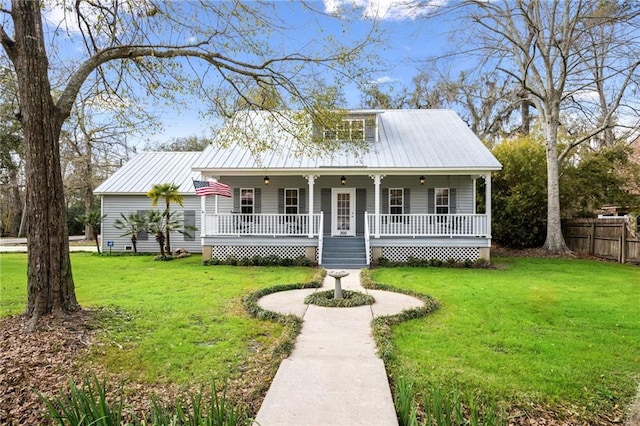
[0,23,16,61]
[56,43,351,121]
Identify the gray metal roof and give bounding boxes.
[192,109,502,173]
[94,151,202,195]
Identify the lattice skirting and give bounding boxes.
[210,245,314,260]
[377,246,480,262]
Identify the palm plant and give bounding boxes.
[146,183,184,254]
[113,212,146,253]
[146,210,167,257]
[145,210,195,258]
[76,210,106,254]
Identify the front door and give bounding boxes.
[331,188,356,236]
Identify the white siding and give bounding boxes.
[101,195,202,253]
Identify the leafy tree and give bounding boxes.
[146,183,183,254]
[0,1,370,328]
[75,210,105,254]
[491,135,548,248]
[561,143,640,217]
[113,212,147,254]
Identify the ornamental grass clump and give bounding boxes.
[40,375,250,425]
[304,289,375,308]
[393,375,507,426]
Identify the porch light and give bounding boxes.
[340,175,346,185]
[264,176,270,185]
[419,176,425,185]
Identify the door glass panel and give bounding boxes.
[337,193,351,231]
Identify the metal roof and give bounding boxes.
[192,109,502,173]
[94,151,202,195]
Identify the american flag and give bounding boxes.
[193,180,232,197]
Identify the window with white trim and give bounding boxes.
[324,119,365,141]
[285,188,299,214]
[389,188,404,215]
[240,188,254,214]
[435,188,449,214]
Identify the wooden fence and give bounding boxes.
[563,218,640,265]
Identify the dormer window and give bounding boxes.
[324,118,366,141]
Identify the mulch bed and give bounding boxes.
[0,311,94,425]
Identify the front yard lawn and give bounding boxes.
[1,253,317,385]
[2,253,639,423]
[371,257,640,421]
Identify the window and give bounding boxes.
[285,188,299,214]
[136,210,148,241]
[183,210,195,241]
[324,119,365,141]
[389,188,404,215]
[435,188,449,214]
[240,188,254,214]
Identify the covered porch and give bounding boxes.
[198,172,493,266]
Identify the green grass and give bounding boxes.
[371,257,640,416]
[0,253,316,385]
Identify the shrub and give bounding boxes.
[204,254,317,267]
[304,289,375,308]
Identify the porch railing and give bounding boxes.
[366,213,489,237]
[203,213,322,237]
[317,212,324,264]
[364,211,371,265]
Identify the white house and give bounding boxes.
[95,109,501,267]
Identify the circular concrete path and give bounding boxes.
[254,269,424,426]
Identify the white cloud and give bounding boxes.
[373,76,396,84]
[43,1,84,34]
[323,0,446,21]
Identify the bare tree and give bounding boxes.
[456,0,640,252]
[361,69,523,144]
[62,88,151,239]
[0,0,372,329]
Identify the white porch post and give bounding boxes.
[200,194,206,238]
[370,174,384,238]
[305,175,317,238]
[485,173,492,237]
[472,177,477,214]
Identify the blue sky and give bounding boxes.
[146,0,456,145]
[38,0,455,146]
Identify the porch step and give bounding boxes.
[321,236,367,268]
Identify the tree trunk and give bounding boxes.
[542,103,570,253]
[7,167,23,237]
[83,136,94,240]
[156,232,166,257]
[12,0,79,329]
[164,202,171,254]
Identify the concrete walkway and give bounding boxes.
[255,270,424,426]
